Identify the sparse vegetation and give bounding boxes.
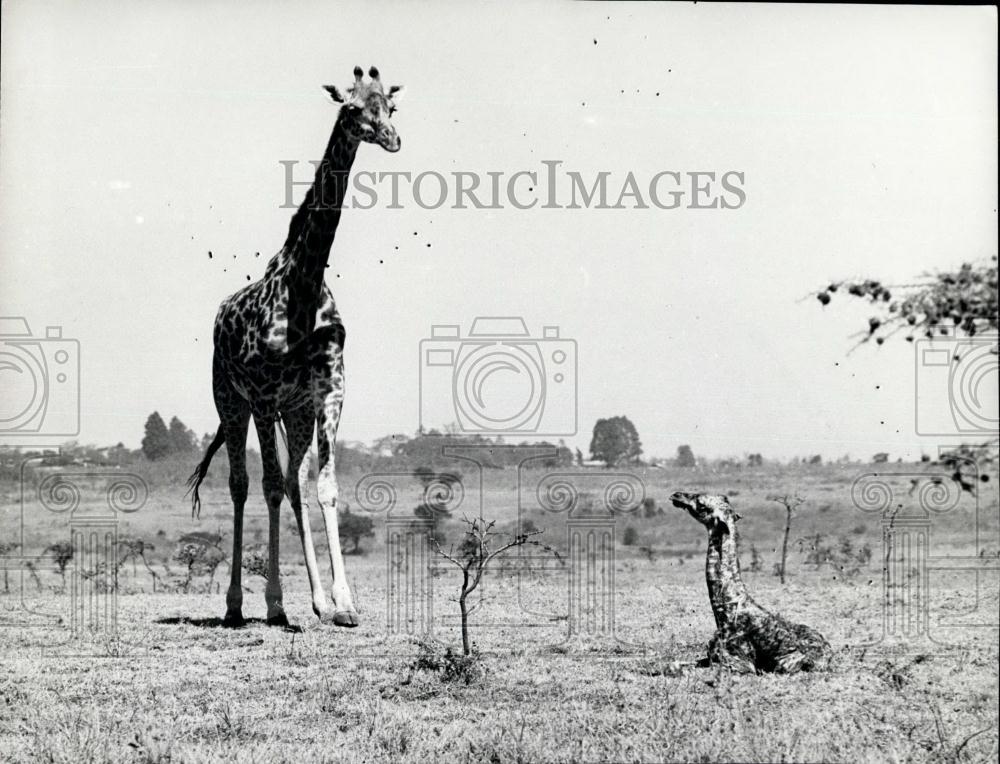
[2,453,996,762]
[172,532,227,593]
[797,533,873,577]
[0,541,19,592]
[767,493,805,584]
[44,541,74,591]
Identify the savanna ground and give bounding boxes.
[2,459,998,762]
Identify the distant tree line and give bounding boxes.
[141,412,200,461]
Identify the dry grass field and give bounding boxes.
[2,462,998,762]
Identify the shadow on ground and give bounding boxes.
[154,616,302,633]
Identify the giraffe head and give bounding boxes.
[670,492,742,531]
[324,66,403,152]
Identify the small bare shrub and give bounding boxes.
[173,532,227,593]
[411,638,484,684]
[767,493,805,584]
[431,516,557,657]
[241,544,270,580]
[44,541,74,591]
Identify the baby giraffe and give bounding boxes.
[671,491,833,674]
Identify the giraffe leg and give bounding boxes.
[219,405,250,628]
[254,414,290,626]
[313,336,358,627]
[280,406,335,621]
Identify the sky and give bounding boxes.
[0,1,996,461]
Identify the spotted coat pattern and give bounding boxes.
[671,492,834,674]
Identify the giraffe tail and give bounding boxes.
[274,418,290,481]
[185,425,225,518]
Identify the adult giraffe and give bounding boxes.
[188,66,403,628]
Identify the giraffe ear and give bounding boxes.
[323,85,346,103]
[387,85,405,107]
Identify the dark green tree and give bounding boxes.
[589,416,643,467]
[141,412,171,461]
[676,445,696,468]
[339,504,375,554]
[168,416,197,454]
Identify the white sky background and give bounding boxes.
[0,1,996,460]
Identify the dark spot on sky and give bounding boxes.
[593,38,597,45]
[379,260,383,264]
[208,251,213,258]
[656,92,660,97]
[255,252,260,257]
[394,245,399,250]
[414,231,418,236]
[246,275,251,281]
[426,243,431,248]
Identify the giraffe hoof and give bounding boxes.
[331,610,360,628]
[222,612,246,629]
[266,613,290,628]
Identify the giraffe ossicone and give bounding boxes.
[187,66,404,628]
[671,491,834,674]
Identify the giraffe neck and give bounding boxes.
[705,524,753,629]
[278,115,360,299]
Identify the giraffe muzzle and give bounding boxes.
[377,128,401,153]
[670,491,697,511]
